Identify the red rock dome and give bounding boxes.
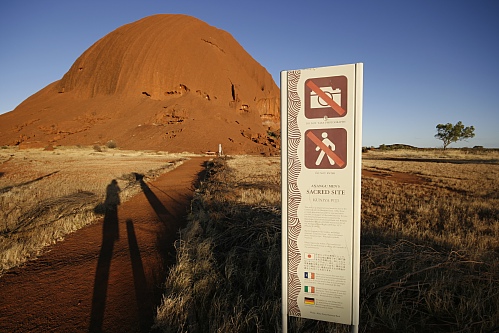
[0,14,280,153]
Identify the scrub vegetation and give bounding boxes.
[1,147,497,332]
[155,150,498,333]
[0,146,187,274]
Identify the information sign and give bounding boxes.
[281,64,363,328]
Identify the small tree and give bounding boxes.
[435,121,475,149]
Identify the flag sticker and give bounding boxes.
[304,286,315,293]
[304,297,315,305]
[304,272,315,279]
[305,253,315,260]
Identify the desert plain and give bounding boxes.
[0,146,498,332]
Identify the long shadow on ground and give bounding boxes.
[89,160,208,332]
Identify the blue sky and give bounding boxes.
[1,0,498,148]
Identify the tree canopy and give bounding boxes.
[435,121,475,149]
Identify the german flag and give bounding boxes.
[304,297,315,305]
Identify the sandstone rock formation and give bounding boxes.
[0,14,280,154]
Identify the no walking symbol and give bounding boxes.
[305,128,347,169]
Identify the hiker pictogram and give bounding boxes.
[315,132,336,166]
[305,128,347,169]
[305,76,348,119]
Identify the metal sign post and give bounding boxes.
[281,64,363,332]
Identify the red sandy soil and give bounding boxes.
[0,157,208,333]
[0,14,280,155]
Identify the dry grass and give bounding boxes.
[360,149,499,332]
[364,148,499,161]
[364,151,499,199]
[155,156,282,332]
[0,146,192,274]
[155,150,498,333]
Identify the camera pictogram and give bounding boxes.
[304,76,348,119]
[310,86,341,109]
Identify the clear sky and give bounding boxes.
[1,0,498,148]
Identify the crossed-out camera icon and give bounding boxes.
[310,86,341,109]
[304,76,347,119]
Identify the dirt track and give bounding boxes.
[0,157,208,333]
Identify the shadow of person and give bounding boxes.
[89,179,121,332]
[133,173,172,222]
[126,219,150,332]
[103,179,121,240]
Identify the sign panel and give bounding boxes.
[281,64,362,326]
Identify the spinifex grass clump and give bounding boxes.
[156,150,498,333]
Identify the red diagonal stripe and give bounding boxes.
[306,131,345,168]
[306,80,346,116]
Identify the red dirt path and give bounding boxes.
[0,157,208,333]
